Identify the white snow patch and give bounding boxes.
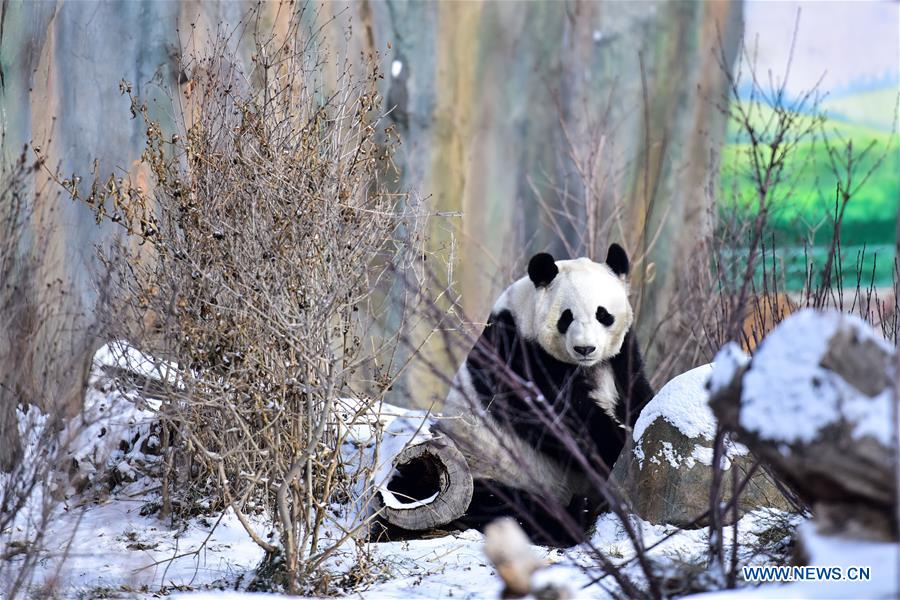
[690,444,716,467]
[1,379,263,596]
[530,564,580,596]
[634,364,717,444]
[379,487,440,510]
[659,441,682,468]
[709,342,750,394]
[641,441,739,472]
[391,59,403,77]
[842,388,894,444]
[93,340,181,391]
[740,309,894,446]
[688,445,718,469]
[22,495,267,595]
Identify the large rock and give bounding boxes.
[709,310,897,541]
[613,364,789,527]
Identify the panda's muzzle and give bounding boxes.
[573,345,596,357]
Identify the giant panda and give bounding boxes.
[435,244,653,546]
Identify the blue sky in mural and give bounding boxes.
[730,1,899,288]
[744,1,898,100]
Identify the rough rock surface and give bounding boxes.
[709,309,897,541]
[613,364,789,527]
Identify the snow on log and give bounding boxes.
[708,309,897,540]
[378,436,473,531]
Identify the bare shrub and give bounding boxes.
[41,7,431,594]
[0,148,53,597]
[0,147,33,474]
[678,20,898,356]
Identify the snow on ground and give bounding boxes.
[1,343,269,596]
[25,483,267,595]
[341,529,506,599]
[1,343,163,546]
[3,342,817,599]
[4,378,798,600]
[165,509,800,600]
[697,522,899,599]
[94,339,183,394]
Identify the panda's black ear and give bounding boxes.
[528,252,558,288]
[606,243,629,277]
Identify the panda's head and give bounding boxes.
[522,244,633,367]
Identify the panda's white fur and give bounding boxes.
[437,253,641,506]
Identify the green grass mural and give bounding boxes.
[720,84,898,290]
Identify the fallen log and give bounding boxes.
[378,435,473,531]
[708,310,897,540]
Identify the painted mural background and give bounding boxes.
[730,2,899,289]
[0,1,896,425]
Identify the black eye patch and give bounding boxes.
[596,306,615,327]
[556,309,574,334]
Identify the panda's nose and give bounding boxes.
[574,345,596,357]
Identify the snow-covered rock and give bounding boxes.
[708,309,896,541]
[614,365,789,527]
[718,309,894,446]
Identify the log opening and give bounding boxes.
[387,456,442,504]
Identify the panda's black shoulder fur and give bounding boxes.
[465,309,653,472]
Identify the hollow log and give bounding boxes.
[378,436,473,531]
[708,311,897,540]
